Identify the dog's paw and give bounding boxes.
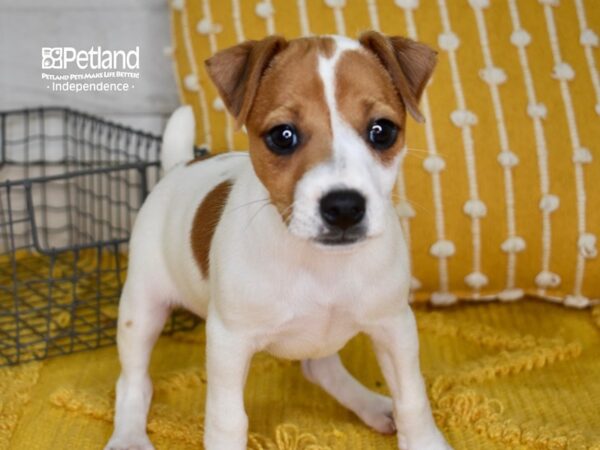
[104,433,155,450]
[365,408,396,435]
[356,395,397,435]
[412,440,453,450]
[402,432,453,450]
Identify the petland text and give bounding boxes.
[41,47,140,70]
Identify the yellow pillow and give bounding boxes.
[168,0,600,307]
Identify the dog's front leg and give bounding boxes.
[368,307,452,450]
[203,313,253,450]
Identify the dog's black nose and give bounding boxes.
[319,190,366,230]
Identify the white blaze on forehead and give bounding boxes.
[316,35,403,175]
[317,36,362,159]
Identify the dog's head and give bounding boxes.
[206,32,436,248]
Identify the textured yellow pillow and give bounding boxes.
[168,0,600,307]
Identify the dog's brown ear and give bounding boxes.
[205,36,288,128]
[359,31,436,122]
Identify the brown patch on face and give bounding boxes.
[186,152,215,166]
[191,181,233,277]
[125,320,133,328]
[245,37,336,220]
[335,49,407,165]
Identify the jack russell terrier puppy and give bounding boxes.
[106,31,451,450]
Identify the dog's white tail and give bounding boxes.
[161,106,195,172]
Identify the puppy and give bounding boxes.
[105,32,451,450]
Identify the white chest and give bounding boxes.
[214,229,409,360]
[256,271,370,359]
[264,305,359,359]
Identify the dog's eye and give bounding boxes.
[264,124,300,155]
[367,119,398,151]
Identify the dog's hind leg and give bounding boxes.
[301,353,398,436]
[105,279,170,450]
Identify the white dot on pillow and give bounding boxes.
[197,18,211,34]
[468,0,490,9]
[578,233,598,259]
[171,0,184,11]
[535,271,561,288]
[431,291,457,306]
[212,98,225,111]
[552,62,575,81]
[394,0,419,10]
[438,32,460,52]
[396,200,416,219]
[572,148,592,164]
[255,1,274,18]
[423,155,446,173]
[497,151,519,167]
[395,201,416,218]
[527,102,547,119]
[501,236,526,253]
[498,288,524,302]
[196,18,222,35]
[465,271,488,289]
[430,239,456,258]
[410,277,422,291]
[580,29,599,47]
[539,194,559,213]
[511,29,531,47]
[325,0,346,8]
[463,199,487,218]
[479,66,507,85]
[538,0,560,6]
[184,74,199,91]
[565,295,590,308]
[450,109,478,127]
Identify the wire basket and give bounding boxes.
[0,107,198,366]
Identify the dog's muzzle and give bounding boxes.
[317,189,367,245]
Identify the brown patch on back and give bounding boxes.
[191,181,233,278]
[245,37,336,220]
[125,320,133,328]
[335,49,407,165]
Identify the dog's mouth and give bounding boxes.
[314,226,367,247]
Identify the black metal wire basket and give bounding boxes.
[0,107,198,366]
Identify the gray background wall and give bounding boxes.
[0,0,179,135]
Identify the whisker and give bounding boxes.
[404,147,431,154]
[406,147,452,159]
[245,200,275,229]
[278,201,298,220]
[227,197,271,214]
[391,195,432,216]
[403,151,427,161]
